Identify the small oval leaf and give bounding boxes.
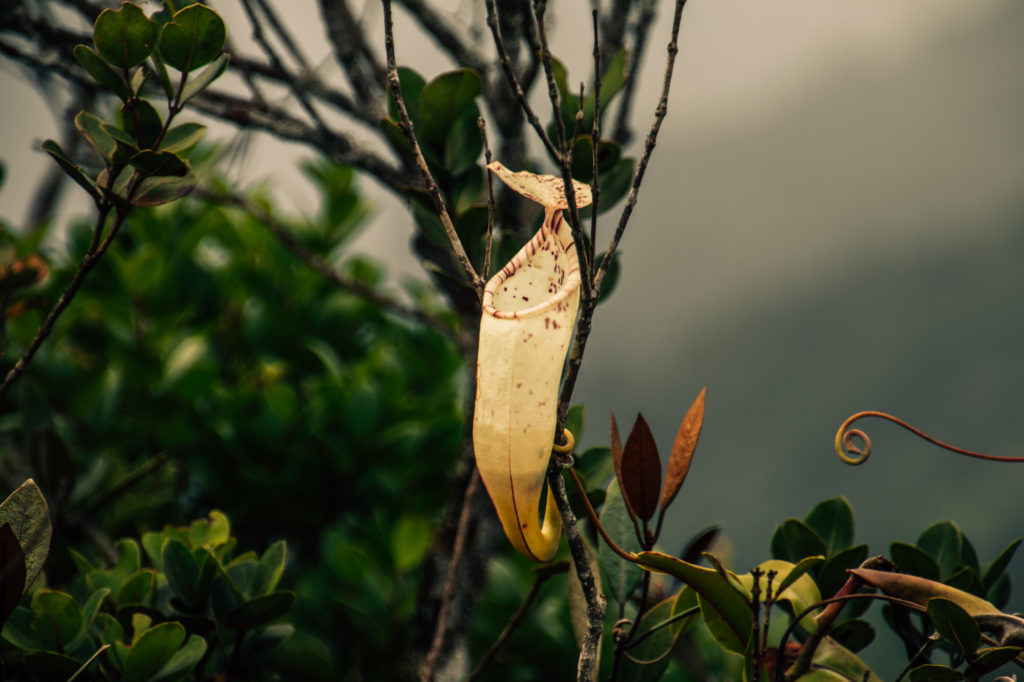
[159,4,226,72]
[93,2,158,70]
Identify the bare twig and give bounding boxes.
[467,559,570,681]
[483,0,562,164]
[479,117,496,279]
[549,466,606,682]
[421,471,481,682]
[198,188,461,346]
[612,0,658,144]
[597,0,689,291]
[382,0,484,293]
[589,8,601,266]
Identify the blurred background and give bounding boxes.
[2,0,1023,676]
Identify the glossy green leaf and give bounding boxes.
[0,523,26,628]
[597,479,642,606]
[123,621,185,682]
[946,566,985,598]
[617,596,686,682]
[983,538,1022,591]
[252,540,286,594]
[927,597,980,656]
[908,664,964,681]
[0,480,51,592]
[67,587,110,653]
[120,99,163,148]
[1,605,39,650]
[116,569,155,606]
[771,519,826,563]
[891,541,940,581]
[738,559,822,634]
[964,646,1024,679]
[162,539,200,609]
[417,69,481,143]
[818,544,868,598]
[988,572,1011,610]
[150,634,207,681]
[94,2,158,70]
[75,111,119,164]
[387,67,426,122]
[917,521,963,581]
[41,140,102,205]
[620,413,661,523]
[225,591,295,630]
[159,4,226,72]
[808,636,884,681]
[74,44,130,100]
[830,618,875,653]
[850,568,999,616]
[443,107,483,175]
[159,122,206,154]
[587,157,635,216]
[132,173,196,206]
[179,53,229,104]
[30,590,81,649]
[635,551,752,654]
[805,497,854,557]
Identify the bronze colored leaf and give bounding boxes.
[621,414,661,523]
[850,567,1000,616]
[609,412,632,518]
[661,387,706,511]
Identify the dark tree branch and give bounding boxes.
[317,0,385,120]
[612,0,658,144]
[395,0,488,75]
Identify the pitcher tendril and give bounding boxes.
[834,410,1024,466]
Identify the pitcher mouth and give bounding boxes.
[481,211,581,320]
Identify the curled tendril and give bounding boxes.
[834,410,1024,466]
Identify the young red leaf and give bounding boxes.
[609,412,632,516]
[621,414,661,523]
[661,387,706,511]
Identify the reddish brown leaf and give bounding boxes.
[609,412,639,522]
[0,522,26,629]
[661,387,706,512]
[621,413,661,522]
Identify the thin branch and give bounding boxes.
[381,0,484,292]
[550,466,606,682]
[589,8,601,267]
[612,0,658,144]
[483,0,562,164]
[0,202,120,398]
[318,0,385,118]
[596,0,688,291]
[422,471,481,682]
[467,560,570,681]
[198,188,461,346]
[479,117,496,279]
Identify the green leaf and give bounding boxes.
[771,519,826,563]
[1,605,40,650]
[617,596,688,682]
[250,539,286,595]
[161,540,200,609]
[30,590,81,650]
[40,140,102,205]
[150,634,207,681]
[159,122,206,154]
[179,53,229,104]
[945,566,985,598]
[0,480,51,592]
[387,67,426,122]
[129,150,189,178]
[74,45,130,100]
[131,173,196,207]
[75,111,119,164]
[891,541,940,581]
[738,559,822,634]
[116,569,155,606]
[390,518,429,575]
[927,597,980,656]
[983,538,1022,591]
[908,664,964,681]
[417,69,482,143]
[0,524,26,628]
[597,479,643,606]
[587,157,634,216]
[66,587,110,653]
[159,4,226,72]
[635,551,752,655]
[987,572,1011,610]
[917,521,963,581]
[804,497,855,557]
[120,99,163,148]
[964,646,1024,679]
[807,636,884,681]
[225,591,295,630]
[830,619,875,653]
[818,544,869,598]
[93,2,158,70]
[123,621,185,682]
